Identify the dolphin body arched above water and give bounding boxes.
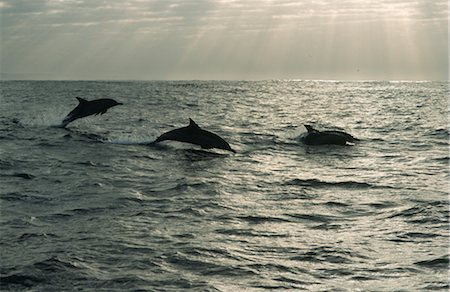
[302,124,359,146]
[152,119,236,153]
[60,97,123,128]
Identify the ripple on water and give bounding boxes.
[1,80,448,291]
[414,255,449,270]
[284,178,392,189]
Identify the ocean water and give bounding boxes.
[0,80,448,291]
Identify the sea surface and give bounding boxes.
[1,80,448,291]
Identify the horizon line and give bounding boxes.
[1,78,448,83]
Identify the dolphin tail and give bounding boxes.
[152,134,168,144]
[153,135,164,143]
[60,115,75,128]
[60,97,87,127]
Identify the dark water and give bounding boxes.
[1,80,448,291]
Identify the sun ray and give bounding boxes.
[1,0,447,80]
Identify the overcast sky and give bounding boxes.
[1,0,448,80]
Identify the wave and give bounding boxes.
[387,231,442,243]
[62,131,107,143]
[428,128,449,138]
[105,137,155,145]
[18,232,57,242]
[3,172,36,180]
[386,205,449,224]
[215,228,289,238]
[285,178,384,189]
[0,256,86,290]
[37,206,119,223]
[414,255,449,269]
[236,215,291,224]
[166,251,257,277]
[0,274,45,288]
[284,213,337,224]
[0,159,14,170]
[1,192,51,204]
[432,156,449,163]
[289,246,368,265]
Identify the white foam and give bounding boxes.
[105,136,155,145]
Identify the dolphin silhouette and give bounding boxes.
[302,124,359,146]
[60,97,123,128]
[152,119,236,153]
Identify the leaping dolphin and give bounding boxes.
[302,124,359,146]
[152,119,236,153]
[60,97,123,128]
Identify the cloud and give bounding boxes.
[2,0,447,38]
[1,0,448,80]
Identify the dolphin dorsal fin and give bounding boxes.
[305,124,316,133]
[76,97,88,104]
[188,118,200,129]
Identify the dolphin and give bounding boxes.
[60,97,123,128]
[302,124,359,146]
[152,119,236,153]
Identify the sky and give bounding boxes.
[0,0,448,80]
